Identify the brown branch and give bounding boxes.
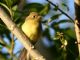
[0,7,45,60]
[74,0,80,56]
[46,0,74,23]
[10,34,15,59]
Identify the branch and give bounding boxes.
[0,7,45,60]
[46,0,74,23]
[74,0,80,56]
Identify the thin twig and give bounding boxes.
[10,34,15,60]
[46,0,74,23]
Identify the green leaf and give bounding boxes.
[51,22,59,30]
[57,19,73,24]
[51,14,62,20]
[0,2,12,16]
[53,5,58,11]
[64,28,76,39]
[12,5,18,11]
[3,0,13,8]
[25,3,44,12]
[42,14,62,24]
[61,3,69,11]
[40,3,50,15]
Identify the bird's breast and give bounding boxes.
[21,21,40,42]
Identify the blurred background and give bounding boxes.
[0,0,78,60]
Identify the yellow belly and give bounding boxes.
[21,21,40,42]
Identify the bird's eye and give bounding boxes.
[33,15,36,18]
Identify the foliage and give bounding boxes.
[0,0,78,60]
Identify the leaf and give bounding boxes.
[3,0,13,8]
[51,22,59,30]
[25,3,44,12]
[0,2,12,16]
[40,3,50,15]
[57,19,73,24]
[64,28,76,39]
[42,20,47,23]
[12,5,18,11]
[53,5,58,11]
[51,14,62,20]
[61,3,69,11]
[42,14,62,24]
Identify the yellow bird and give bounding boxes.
[19,12,42,60]
[21,12,42,44]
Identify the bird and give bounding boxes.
[19,12,42,60]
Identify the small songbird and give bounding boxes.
[19,12,42,60]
